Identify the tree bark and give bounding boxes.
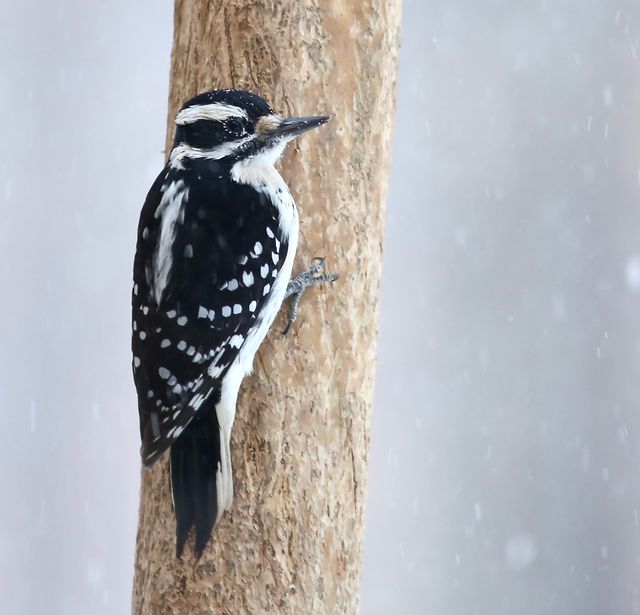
[132,1,401,613]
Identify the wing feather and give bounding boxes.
[132,165,287,464]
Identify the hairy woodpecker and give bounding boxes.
[132,89,335,557]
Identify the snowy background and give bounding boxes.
[2,1,640,614]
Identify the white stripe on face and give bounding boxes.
[169,134,255,167]
[175,102,249,125]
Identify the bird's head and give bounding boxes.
[170,89,329,167]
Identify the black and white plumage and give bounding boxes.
[131,89,329,557]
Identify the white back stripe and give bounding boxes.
[152,180,188,305]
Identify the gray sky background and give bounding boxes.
[1,1,640,614]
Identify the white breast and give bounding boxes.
[229,146,299,376]
[214,150,299,518]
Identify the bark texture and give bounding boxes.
[132,1,401,613]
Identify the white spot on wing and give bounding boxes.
[190,393,206,411]
[209,365,224,378]
[242,271,254,286]
[229,334,244,348]
[260,263,269,278]
[222,306,231,317]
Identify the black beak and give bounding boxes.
[266,115,331,139]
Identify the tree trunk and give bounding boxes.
[132,1,401,613]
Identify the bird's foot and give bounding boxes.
[282,257,339,335]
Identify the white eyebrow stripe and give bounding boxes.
[175,103,249,125]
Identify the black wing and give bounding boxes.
[132,163,287,465]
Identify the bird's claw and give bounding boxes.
[282,257,339,335]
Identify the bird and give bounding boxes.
[131,89,336,558]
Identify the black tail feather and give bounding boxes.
[170,402,220,558]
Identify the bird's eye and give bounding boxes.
[227,118,245,134]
